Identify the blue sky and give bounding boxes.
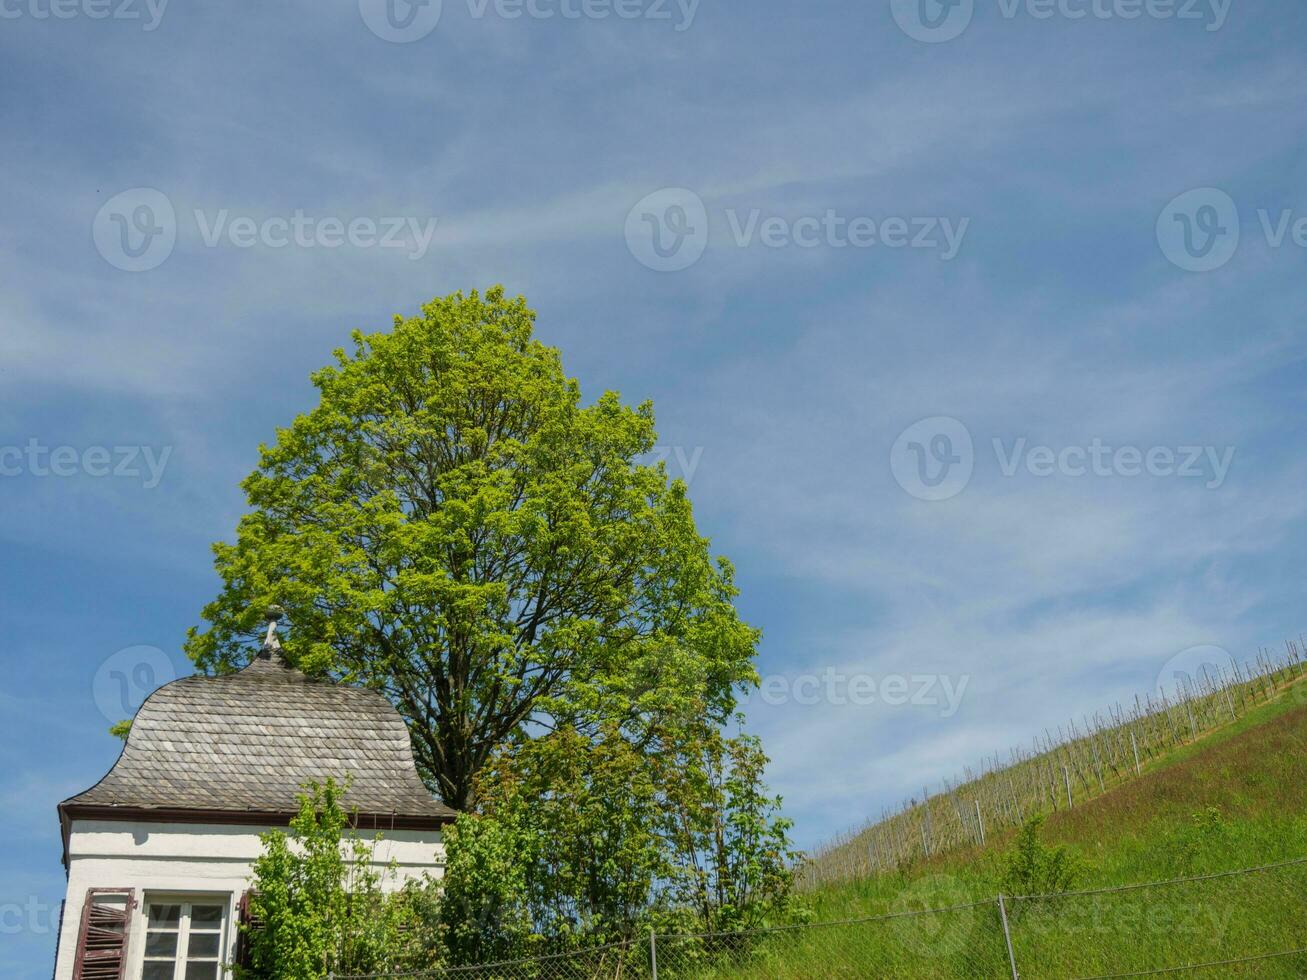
[3,0,1307,974]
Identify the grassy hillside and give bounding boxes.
[679,677,1307,979]
[804,645,1307,891]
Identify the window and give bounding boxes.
[140,898,227,980]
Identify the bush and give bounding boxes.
[1000,815,1083,898]
[238,779,443,979]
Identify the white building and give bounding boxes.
[52,625,455,980]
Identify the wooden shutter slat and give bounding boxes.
[70,889,134,980]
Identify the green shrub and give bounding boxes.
[1000,815,1083,898]
[238,778,442,979]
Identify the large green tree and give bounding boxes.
[186,287,759,809]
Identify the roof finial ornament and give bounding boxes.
[259,605,286,660]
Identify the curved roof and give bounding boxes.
[60,647,456,828]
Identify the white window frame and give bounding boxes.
[135,893,232,980]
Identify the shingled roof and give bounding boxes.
[59,642,456,840]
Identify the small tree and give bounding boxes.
[1000,814,1082,899]
[239,779,441,979]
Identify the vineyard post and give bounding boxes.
[1062,765,1072,809]
[1130,731,1141,776]
[975,799,986,847]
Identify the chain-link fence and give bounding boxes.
[334,856,1307,979]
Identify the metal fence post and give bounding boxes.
[997,894,1019,980]
[650,927,658,980]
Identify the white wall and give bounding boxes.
[53,819,445,980]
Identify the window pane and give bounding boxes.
[185,963,218,980]
[190,905,224,927]
[145,932,179,957]
[143,963,175,980]
[187,932,220,958]
[149,904,181,927]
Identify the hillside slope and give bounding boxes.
[700,679,1307,979]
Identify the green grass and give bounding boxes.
[675,678,1307,979]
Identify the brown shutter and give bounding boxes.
[234,890,263,971]
[70,889,135,980]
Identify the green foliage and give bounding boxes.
[439,717,798,962]
[1170,804,1233,873]
[238,779,441,979]
[437,801,538,966]
[108,719,132,741]
[1000,814,1083,898]
[186,286,759,810]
